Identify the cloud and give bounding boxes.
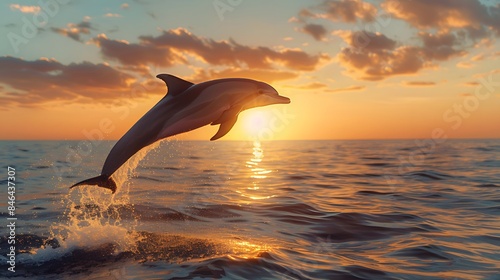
[104,13,121,17]
[302,23,328,41]
[51,21,94,42]
[335,31,424,80]
[116,65,154,77]
[93,28,326,72]
[334,30,396,51]
[463,81,480,86]
[285,82,328,90]
[381,0,500,36]
[325,85,365,93]
[138,28,327,71]
[471,54,485,61]
[404,81,436,86]
[121,3,129,9]
[473,69,500,79]
[294,0,377,41]
[335,30,466,80]
[454,52,490,68]
[293,0,494,81]
[301,0,377,23]
[418,32,466,60]
[189,68,298,84]
[0,56,160,107]
[338,46,426,81]
[9,4,40,14]
[341,30,462,63]
[93,34,184,67]
[456,61,474,68]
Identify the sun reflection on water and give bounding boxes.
[246,141,271,179]
[236,141,276,201]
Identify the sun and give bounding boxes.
[241,110,270,137]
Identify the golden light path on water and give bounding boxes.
[235,140,276,201]
[225,137,279,259]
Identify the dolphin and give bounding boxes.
[70,74,290,193]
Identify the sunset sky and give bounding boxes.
[1,0,499,140]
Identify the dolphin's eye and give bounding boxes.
[258,89,264,94]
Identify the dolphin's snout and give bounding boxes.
[274,95,291,104]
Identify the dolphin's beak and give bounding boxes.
[263,90,290,104]
[272,94,291,104]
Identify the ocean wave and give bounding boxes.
[2,139,499,279]
[403,170,452,181]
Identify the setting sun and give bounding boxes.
[241,110,269,137]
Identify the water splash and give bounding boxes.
[23,142,162,263]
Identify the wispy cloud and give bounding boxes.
[456,61,474,68]
[300,0,377,23]
[189,68,298,84]
[285,82,328,90]
[294,0,377,41]
[463,81,480,86]
[104,13,121,18]
[325,85,365,93]
[51,21,94,42]
[471,54,485,61]
[9,4,40,14]
[404,81,436,87]
[93,34,183,67]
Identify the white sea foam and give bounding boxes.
[22,142,161,263]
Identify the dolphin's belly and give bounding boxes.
[157,105,228,140]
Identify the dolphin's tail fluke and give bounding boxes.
[70,175,117,194]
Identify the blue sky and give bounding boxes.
[1,0,499,140]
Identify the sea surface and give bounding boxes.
[0,139,499,280]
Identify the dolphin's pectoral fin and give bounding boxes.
[211,115,239,141]
[210,105,242,140]
[156,74,194,97]
[69,175,117,194]
[212,105,243,125]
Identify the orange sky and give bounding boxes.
[1,1,499,140]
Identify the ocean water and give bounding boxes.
[0,139,499,280]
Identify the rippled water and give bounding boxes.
[0,139,499,279]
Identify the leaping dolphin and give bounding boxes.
[70,74,290,193]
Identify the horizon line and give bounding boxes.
[1,137,499,142]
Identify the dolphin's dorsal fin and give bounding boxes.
[156,74,194,96]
